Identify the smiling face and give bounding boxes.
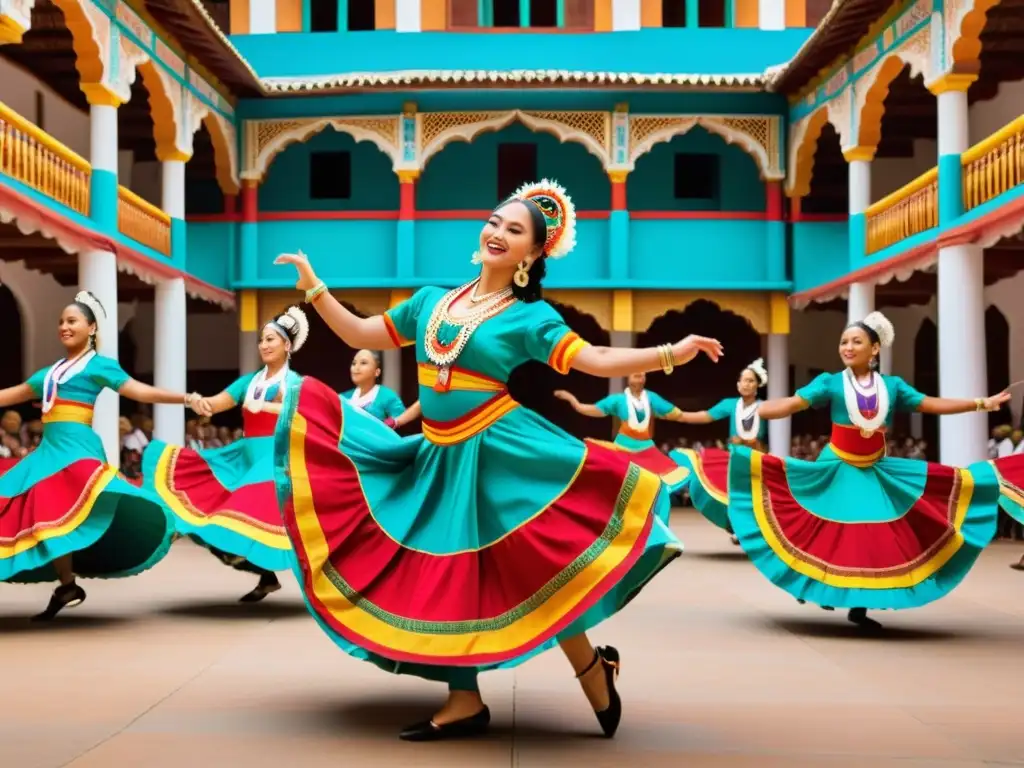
[59,304,95,353]
[258,325,289,366]
[839,325,879,371]
[350,349,380,387]
[478,200,544,271]
[626,372,646,392]
[737,368,759,398]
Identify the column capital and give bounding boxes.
[769,292,790,335]
[402,101,418,116]
[241,178,260,189]
[842,146,876,163]
[0,6,28,44]
[396,169,420,183]
[608,170,629,184]
[156,147,192,164]
[81,83,124,108]
[927,73,977,96]
[611,289,633,332]
[239,290,258,332]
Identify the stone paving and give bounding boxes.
[1,511,1023,768]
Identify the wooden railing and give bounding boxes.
[962,115,1024,212]
[864,168,938,254]
[0,101,91,215]
[117,186,171,255]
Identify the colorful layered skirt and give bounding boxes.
[274,376,681,683]
[1,412,174,584]
[989,454,1024,525]
[592,429,689,494]
[669,447,731,530]
[726,425,999,610]
[142,419,292,573]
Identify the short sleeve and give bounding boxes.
[795,372,834,409]
[89,356,131,392]
[382,388,406,419]
[648,391,678,418]
[225,373,256,405]
[25,367,48,398]
[595,394,621,417]
[706,398,735,422]
[891,376,926,412]
[383,287,433,348]
[523,303,589,374]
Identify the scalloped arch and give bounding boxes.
[51,0,106,89]
[136,59,180,160]
[419,110,608,169]
[635,294,767,335]
[948,0,1003,73]
[628,118,777,181]
[252,120,398,181]
[786,107,833,198]
[202,113,241,195]
[856,52,928,150]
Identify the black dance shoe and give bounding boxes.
[847,607,882,630]
[240,573,281,603]
[32,581,87,622]
[577,646,622,738]
[399,706,491,742]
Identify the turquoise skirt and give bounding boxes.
[670,447,732,531]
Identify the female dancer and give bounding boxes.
[272,179,723,741]
[553,372,689,492]
[142,306,309,602]
[987,456,1024,569]
[342,349,418,428]
[669,359,769,543]
[727,312,1008,629]
[0,292,211,619]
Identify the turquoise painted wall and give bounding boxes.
[791,221,848,293]
[260,129,399,211]
[186,222,234,288]
[628,128,765,211]
[418,124,609,210]
[629,219,770,281]
[256,219,396,281]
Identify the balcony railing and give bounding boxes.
[962,115,1024,212]
[0,102,91,215]
[864,168,938,255]
[117,186,171,255]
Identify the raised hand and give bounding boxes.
[273,250,319,292]
[983,391,1012,411]
[552,389,574,402]
[672,335,724,366]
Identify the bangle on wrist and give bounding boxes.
[658,343,675,375]
[974,397,986,412]
[305,282,327,304]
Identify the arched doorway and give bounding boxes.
[637,299,762,445]
[914,318,938,457]
[0,286,23,391]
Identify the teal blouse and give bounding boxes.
[595,391,676,425]
[341,385,405,423]
[706,397,769,442]
[225,371,285,405]
[26,355,130,406]
[796,372,926,428]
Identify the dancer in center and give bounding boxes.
[341,349,420,429]
[553,372,689,494]
[272,179,723,742]
[669,359,769,544]
[727,312,1008,629]
[143,306,310,602]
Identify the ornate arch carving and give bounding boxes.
[945,0,1002,74]
[786,107,832,198]
[633,292,768,335]
[136,57,182,159]
[51,0,109,94]
[418,110,610,168]
[855,30,932,149]
[244,117,401,181]
[628,116,782,180]
[201,111,241,194]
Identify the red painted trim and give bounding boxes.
[240,185,258,223]
[938,194,1024,249]
[258,210,401,221]
[0,183,235,307]
[611,182,627,211]
[399,180,416,221]
[765,181,783,221]
[629,211,766,220]
[223,194,238,216]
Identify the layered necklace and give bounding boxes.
[734,397,761,441]
[842,368,889,437]
[424,279,515,390]
[348,384,380,409]
[624,388,651,433]
[244,364,289,413]
[41,349,94,413]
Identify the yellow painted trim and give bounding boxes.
[961,114,1024,166]
[389,289,413,309]
[0,102,92,173]
[864,167,937,218]
[396,170,420,183]
[229,0,249,33]
[769,293,790,335]
[118,185,171,225]
[239,290,258,332]
[0,14,27,44]
[79,84,124,108]
[927,73,978,96]
[842,146,877,163]
[595,0,612,30]
[608,170,629,184]
[612,289,633,332]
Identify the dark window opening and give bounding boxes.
[497,143,538,201]
[310,151,352,199]
[698,0,726,27]
[662,0,686,27]
[530,0,558,26]
[493,0,520,26]
[34,91,45,131]
[310,0,338,31]
[348,0,376,30]
[674,153,719,200]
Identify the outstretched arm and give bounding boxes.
[664,409,715,424]
[758,396,810,420]
[552,390,606,418]
[570,335,723,379]
[0,383,34,409]
[392,401,422,429]
[275,252,396,349]
[119,380,212,417]
[917,392,1010,415]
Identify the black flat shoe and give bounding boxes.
[847,607,882,630]
[399,706,490,742]
[32,582,86,622]
[577,646,622,738]
[240,574,281,603]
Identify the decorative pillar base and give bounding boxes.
[153,278,187,445]
[79,248,120,466]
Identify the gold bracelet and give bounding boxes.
[659,343,675,375]
[304,282,327,304]
[974,397,985,412]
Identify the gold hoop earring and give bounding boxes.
[514,261,530,288]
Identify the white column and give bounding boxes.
[849,158,872,216]
[79,251,119,465]
[758,0,785,30]
[90,105,118,173]
[153,279,186,444]
[162,159,185,220]
[937,89,970,158]
[382,348,401,393]
[239,330,260,373]
[609,331,631,396]
[395,0,421,31]
[847,282,875,324]
[766,333,791,456]
[612,0,641,30]
[249,0,276,33]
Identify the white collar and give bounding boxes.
[349,384,381,410]
[244,365,289,413]
[842,369,889,435]
[734,398,761,441]
[624,388,651,432]
[41,350,95,413]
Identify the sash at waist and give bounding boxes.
[421,393,518,445]
[42,400,94,426]
[617,423,652,441]
[829,423,886,467]
[417,363,506,394]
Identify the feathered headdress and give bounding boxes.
[510,179,577,259]
[746,357,768,387]
[862,311,895,349]
[74,290,106,320]
[267,306,310,353]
